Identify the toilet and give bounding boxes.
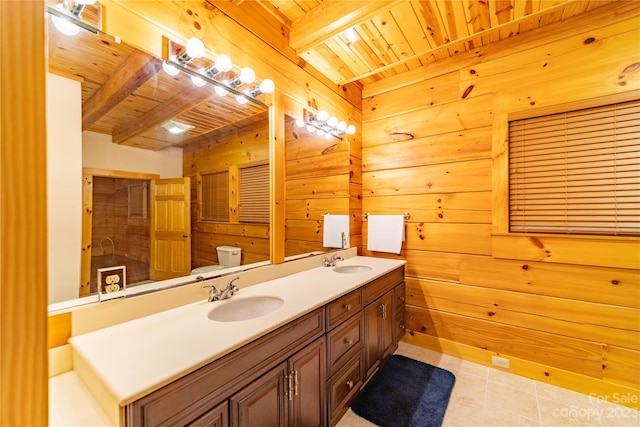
[191,246,242,275]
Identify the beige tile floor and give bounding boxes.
[337,342,640,427]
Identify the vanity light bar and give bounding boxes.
[295,109,356,140]
[163,38,274,107]
[47,2,101,35]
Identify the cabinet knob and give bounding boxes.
[344,337,354,346]
[346,380,354,389]
[399,296,405,302]
[344,303,352,311]
[399,324,405,329]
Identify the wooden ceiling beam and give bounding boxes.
[112,85,215,145]
[82,49,162,130]
[289,0,405,54]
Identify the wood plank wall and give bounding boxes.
[183,114,271,267]
[0,1,49,424]
[285,115,351,255]
[361,2,640,406]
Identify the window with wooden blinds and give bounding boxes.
[509,99,640,236]
[239,163,269,223]
[201,171,229,222]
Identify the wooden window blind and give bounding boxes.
[509,98,640,236]
[238,163,269,223]
[201,171,229,222]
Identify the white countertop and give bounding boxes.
[69,256,405,407]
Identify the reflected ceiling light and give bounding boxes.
[343,28,360,44]
[228,67,255,88]
[215,84,229,97]
[175,37,206,65]
[295,109,356,140]
[51,0,97,36]
[161,120,194,135]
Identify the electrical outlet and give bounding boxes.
[491,356,510,369]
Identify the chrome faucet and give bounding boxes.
[323,254,343,267]
[203,277,240,302]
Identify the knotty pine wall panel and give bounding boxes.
[285,116,352,255]
[362,3,640,401]
[183,117,270,269]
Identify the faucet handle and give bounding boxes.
[228,277,240,295]
[202,284,220,302]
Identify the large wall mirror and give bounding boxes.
[46,6,278,310]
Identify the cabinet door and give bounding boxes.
[288,338,326,427]
[187,401,228,427]
[379,290,395,362]
[363,300,381,378]
[363,290,395,379]
[230,362,288,427]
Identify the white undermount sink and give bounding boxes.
[208,296,284,322]
[333,265,373,274]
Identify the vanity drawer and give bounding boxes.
[326,288,363,331]
[327,354,363,426]
[363,267,404,306]
[326,312,363,376]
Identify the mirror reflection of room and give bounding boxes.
[46,12,272,306]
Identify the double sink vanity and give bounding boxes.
[53,253,406,426]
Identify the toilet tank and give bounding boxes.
[216,246,241,267]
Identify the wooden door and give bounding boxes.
[150,177,191,280]
[288,338,326,427]
[230,362,288,427]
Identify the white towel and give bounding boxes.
[323,214,350,248]
[367,215,405,254]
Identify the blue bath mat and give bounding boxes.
[351,355,455,427]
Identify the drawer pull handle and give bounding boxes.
[344,338,354,346]
[346,380,354,389]
[344,303,352,311]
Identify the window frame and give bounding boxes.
[492,92,640,269]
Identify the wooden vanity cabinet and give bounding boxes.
[125,265,405,427]
[125,309,325,427]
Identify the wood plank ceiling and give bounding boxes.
[47,0,618,150]
[260,0,618,86]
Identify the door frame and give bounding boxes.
[80,168,159,296]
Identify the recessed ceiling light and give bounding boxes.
[161,120,194,135]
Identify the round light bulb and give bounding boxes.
[162,61,180,76]
[346,125,356,135]
[259,79,275,94]
[239,67,256,84]
[215,54,233,72]
[185,38,205,59]
[327,116,339,127]
[325,132,333,139]
[337,121,347,131]
[316,129,325,137]
[306,125,315,133]
[295,119,305,128]
[52,6,80,36]
[191,74,206,87]
[75,0,97,4]
[215,84,229,97]
[317,110,329,122]
[236,93,249,105]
